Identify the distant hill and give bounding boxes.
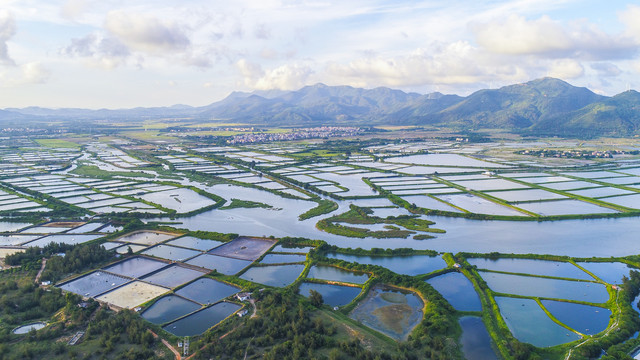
[3,78,640,137]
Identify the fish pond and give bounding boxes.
[325,253,446,276]
[479,271,609,302]
[185,254,252,275]
[298,282,362,307]
[495,297,581,347]
[162,302,242,337]
[467,258,592,280]
[458,317,498,360]
[102,256,168,279]
[12,322,46,335]
[240,264,305,287]
[426,272,481,311]
[175,278,240,305]
[141,295,201,325]
[307,265,369,284]
[541,300,611,335]
[576,262,637,284]
[59,270,130,297]
[141,265,205,289]
[259,253,307,264]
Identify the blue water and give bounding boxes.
[298,282,362,307]
[426,272,481,311]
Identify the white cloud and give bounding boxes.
[472,14,638,60]
[237,59,314,90]
[0,61,50,86]
[105,11,190,54]
[591,62,622,77]
[0,10,16,66]
[620,5,640,42]
[547,59,584,79]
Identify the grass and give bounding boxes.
[71,165,155,179]
[299,199,338,220]
[34,139,81,148]
[220,198,273,210]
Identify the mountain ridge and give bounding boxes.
[3,78,640,137]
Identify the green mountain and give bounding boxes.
[4,78,640,137]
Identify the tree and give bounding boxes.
[309,290,323,307]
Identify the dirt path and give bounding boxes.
[249,299,258,319]
[35,258,47,284]
[148,329,181,360]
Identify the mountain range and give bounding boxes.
[2,78,640,137]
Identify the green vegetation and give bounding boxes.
[298,199,338,220]
[220,198,274,210]
[71,164,156,178]
[34,138,82,148]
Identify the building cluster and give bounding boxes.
[227,126,364,144]
[515,149,626,159]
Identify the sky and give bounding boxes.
[1,0,640,109]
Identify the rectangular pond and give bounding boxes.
[467,258,593,280]
[436,193,528,216]
[23,234,102,247]
[102,256,169,278]
[240,264,305,287]
[141,295,201,325]
[516,200,619,216]
[162,302,242,337]
[386,154,508,168]
[115,231,176,246]
[451,178,528,191]
[174,277,240,305]
[259,253,307,264]
[495,297,580,347]
[298,282,362,307]
[479,271,609,302]
[271,245,313,253]
[426,272,482,311]
[166,236,223,251]
[458,316,498,360]
[142,244,201,262]
[307,265,369,284]
[208,237,276,261]
[484,188,567,202]
[185,254,252,275]
[400,195,462,212]
[541,300,610,335]
[325,253,446,276]
[58,270,131,298]
[141,265,206,288]
[576,262,638,284]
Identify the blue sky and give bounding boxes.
[0,0,639,108]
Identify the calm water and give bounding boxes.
[271,245,313,253]
[240,264,305,287]
[350,285,424,341]
[541,300,611,335]
[12,322,46,334]
[495,297,581,347]
[167,236,223,251]
[458,317,498,360]
[480,272,609,303]
[325,253,446,276]
[142,244,201,262]
[260,253,307,264]
[426,272,481,311]
[576,262,638,284]
[307,265,369,284]
[185,254,252,275]
[468,258,592,280]
[141,295,201,325]
[140,265,205,288]
[298,282,362,307]
[162,302,241,337]
[174,278,239,305]
[103,257,168,278]
[59,270,130,297]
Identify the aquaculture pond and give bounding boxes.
[185,254,252,275]
[385,154,508,168]
[102,256,168,278]
[12,322,46,335]
[240,264,305,287]
[467,258,592,280]
[307,265,369,284]
[142,244,201,262]
[271,245,313,253]
[325,253,446,276]
[115,231,176,246]
[495,297,581,347]
[141,295,201,325]
[141,265,205,288]
[260,253,307,264]
[480,272,609,302]
[426,272,481,311]
[541,300,611,335]
[0,221,31,232]
[96,281,169,309]
[350,285,424,341]
[175,278,239,305]
[59,270,130,297]
[208,237,276,261]
[167,236,223,251]
[484,188,566,202]
[576,261,638,284]
[162,302,242,337]
[23,234,102,247]
[458,317,498,360]
[298,282,362,307]
[436,193,526,216]
[516,199,618,216]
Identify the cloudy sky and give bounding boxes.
[1,0,639,108]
